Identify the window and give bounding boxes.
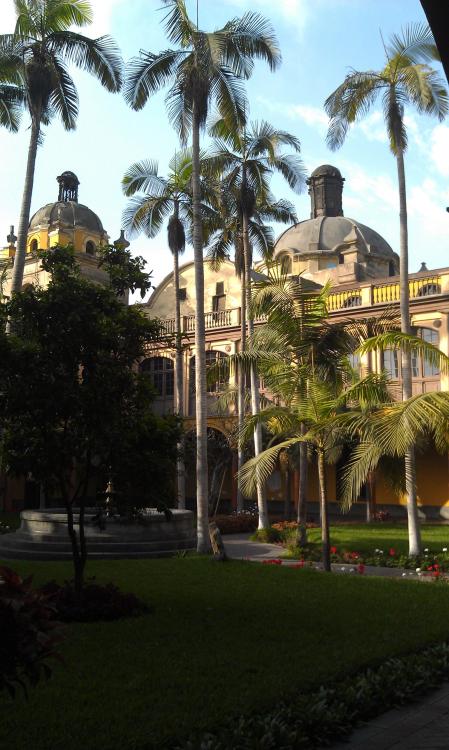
[382,328,439,381]
[418,283,441,297]
[348,352,360,373]
[212,294,226,313]
[29,239,38,253]
[85,240,95,255]
[338,254,344,265]
[216,282,225,296]
[178,288,187,301]
[140,356,174,397]
[388,261,396,277]
[189,351,228,395]
[342,294,362,308]
[421,328,439,377]
[383,349,399,379]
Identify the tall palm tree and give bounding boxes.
[205,181,297,514]
[324,23,448,556]
[122,151,197,510]
[124,0,280,552]
[204,117,305,528]
[0,0,123,297]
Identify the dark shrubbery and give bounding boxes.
[41,579,150,622]
[0,567,63,697]
[214,513,258,535]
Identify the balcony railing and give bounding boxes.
[159,275,445,333]
[373,276,441,305]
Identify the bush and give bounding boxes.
[214,513,258,535]
[41,579,150,622]
[250,527,282,543]
[0,567,63,697]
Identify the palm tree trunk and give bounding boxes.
[173,241,186,510]
[192,105,210,553]
[396,148,421,557]
[10,117,41,296]
[242,209,269,529]
[296,431,308,546]
[317,448,331,572]
[237,265,246,512]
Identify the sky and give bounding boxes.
[1,0,449,302]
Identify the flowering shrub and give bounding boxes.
[0,567,63,697]
[373,510,391,522]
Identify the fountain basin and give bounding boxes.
[0,508,196,560]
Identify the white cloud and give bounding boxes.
[287,104,328,131]
[430,125,449,177]
[358,111,387,144]
[0,0,124,35]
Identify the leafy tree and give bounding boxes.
[324,23,448,555]
[124,0,280,552]
[0,0,122,296]
[0,246,180,596]
[204,117,305,527]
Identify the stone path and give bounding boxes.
[329,683,449,749]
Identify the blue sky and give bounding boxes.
[1,0,449,299]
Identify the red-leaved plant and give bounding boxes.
[0,567,63,698]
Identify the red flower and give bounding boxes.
[293,560,305,569]
[389,548,396,557]
[330,546,337,555]
[357,563,365,575]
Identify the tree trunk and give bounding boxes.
[10,117,40,296]
[317,449,331,572]
[192,105,210,553]
[242,208,269,529]
[173,230,186,510]
[65,498,83,600]
[296,433,308,546]
[237,265,246,513]
[396,148,421,557]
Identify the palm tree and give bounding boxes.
[124,0,280,552]
[205,181,297,514]
[209,269,371,556]
[204,117,305,527]
[0,0,122,298]
[122,151,197,509]
[324,23,448,556]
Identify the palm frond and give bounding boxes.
[122,160,167,197]
[222,11,281,76]
[238,438,301,497]
[44,1,93,32]
[48,55,78,130]
[357,331,449,375]
[124,49,183,110]
[48,31,122,92]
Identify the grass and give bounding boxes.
[301,523,449,557]
[2,557,449,749]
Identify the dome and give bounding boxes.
[310,164,343,179]
[29,201,104,235]
[275,215,395,258]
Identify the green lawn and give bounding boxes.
[2,557,449,749]
[304,523,449,556]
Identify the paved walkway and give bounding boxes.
[222,533,431,579]
[329,683,449,749]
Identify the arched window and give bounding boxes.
[280,255,292,274]
[342,294,362,308]
[140,356,174,397]
[85,240,96,256]
[29,239,38,254]
[418,283,441,297]
[338,253,344,265]
[388,261,396,277]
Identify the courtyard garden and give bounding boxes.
[3,554,449,749]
